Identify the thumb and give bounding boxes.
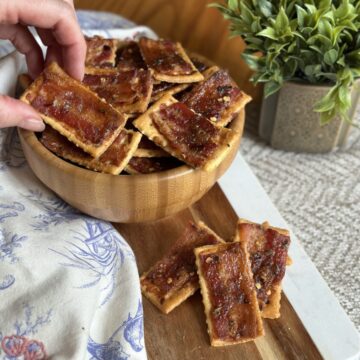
[0,95,45,131]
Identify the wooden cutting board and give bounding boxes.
[114,183,323,360]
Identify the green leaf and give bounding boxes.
[337,56,346,67]
[319,0,332,12]
[283,58,298,78]
[264,81,282,97]
[307,34,333,49]
[275,7,289,32]
[239,2,254,24]
[258,0,273,17]
[319,108,337,125]
[313,91,336,112]
[338,85,351,105]
[304,4,317,16]
[241,53,259,70]
[318,19,333,39]
[334,0,352,21]
[228,0,239,12]
[304,64,322,77]
[296,5,308,27]
[324,49,338,65]
[257,27,278,40]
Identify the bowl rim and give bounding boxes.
[18,109,244,183]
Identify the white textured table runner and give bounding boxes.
[243,104,360,332]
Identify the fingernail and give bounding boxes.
[21,118,45,132]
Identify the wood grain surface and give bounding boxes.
[114,184,323,360]
[74,0,262,101]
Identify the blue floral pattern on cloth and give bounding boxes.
[23,189,82,231]
[0,10,151,360]
[87,301,144,360]
[52,219,134,307]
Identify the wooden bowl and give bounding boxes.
[18,110,244,223]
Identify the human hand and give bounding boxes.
[0,0,86,131]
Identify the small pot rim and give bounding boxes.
[282,77,360,90]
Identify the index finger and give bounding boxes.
[0,0,86,79]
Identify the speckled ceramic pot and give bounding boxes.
[259,80,360,153]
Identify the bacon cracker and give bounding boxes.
[139,37,204,83]
[133,94,238,171]
[21,62,127,158]
[40,126,141,175]
[180,67,252,127]
[140,221,225,314]
[235,219,291,319]
[195,241,264,346]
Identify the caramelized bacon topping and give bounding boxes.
[127,157,180,174]
[197,242,262,342]
[28,65,125,146]
[180,69,242,123]
[152,81,175,96]
[117,41,147,70]
[41,127,132,172]
[139,38,194,75]
[83,69,152,113]
[190,58,209,72]
[151,103,220,167]
[85,36,117,68]
[239,223,290,309]
[142,222,223,304]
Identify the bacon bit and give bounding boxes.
[217,98,223,102]
[213,307,222,316]
[167,278,173,284]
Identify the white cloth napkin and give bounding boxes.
[0,27,156,360]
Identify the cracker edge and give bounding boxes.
[134,147,170,158]
[216,92,252,127]
[140,221,225,314]
[150,83,190,102]
[42,129,142,175]
[236,218,291,319]
[194,242,264,346]
[182,66,252,127]
[20,62,127,158]
[140,39,204,83]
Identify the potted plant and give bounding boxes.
[212,0,360,152]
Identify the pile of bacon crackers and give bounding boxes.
[20,36,251,175]
[141,219,291,346]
